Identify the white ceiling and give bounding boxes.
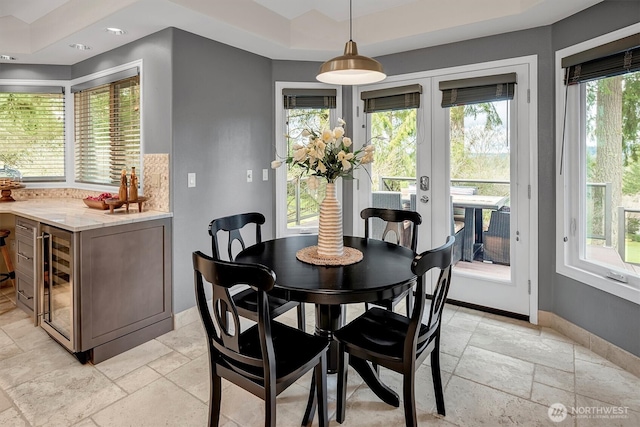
[0,0,603,65]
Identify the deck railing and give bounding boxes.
[287,177,325,226]
[289,175,623,254]
[587,182,612,246]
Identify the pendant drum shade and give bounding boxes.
[317,40,386,85]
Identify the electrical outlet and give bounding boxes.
[188,172,196,188]
[262,169,268,181]
[246,170,253,182]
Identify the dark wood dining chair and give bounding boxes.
[193,251,329,427]
[209,212,306,331]
[334,236,455,427]
[361,207,422,313]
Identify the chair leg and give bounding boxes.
[302,374,316,427]
[372,361,380,376]
[336,343,348,424]
[431,350,446,416]
[402,371,417,427]
[297,303,306,332]
[405,289,414,316]
[265,383,277,427]
[315,353,328,427]
[209,364,222,427]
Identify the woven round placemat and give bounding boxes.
[296,245,363,266]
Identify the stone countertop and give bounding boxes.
[0,198,172,232]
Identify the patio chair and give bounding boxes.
[482,210,510,265]
[409,193,463,263]
[209,212,306,331]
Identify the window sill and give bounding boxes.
[556,263,640,304]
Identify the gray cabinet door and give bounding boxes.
[78,218,172,359]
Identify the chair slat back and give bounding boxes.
[208,212,265,261]
[193,251,276,372]
[361,207,422,251]
[409,236,455,352]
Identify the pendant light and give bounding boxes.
[316,0,386,85]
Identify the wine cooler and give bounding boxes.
[39,224,80,355]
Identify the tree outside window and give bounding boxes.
[0,90,65,180]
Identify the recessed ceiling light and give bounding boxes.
[0,55,16,61]
[69,43,91,50]
[106,27,126,35]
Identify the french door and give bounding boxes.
[353,59,536,317]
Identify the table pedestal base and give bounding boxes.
[314,304,344,373]
[301,304,400,426]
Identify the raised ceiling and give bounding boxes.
[0,0,603,65]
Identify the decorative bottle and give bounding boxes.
[129,167,138,201]
[119,169,128,201]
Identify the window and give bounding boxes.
[557,27,640,302]
[73,69,140,185]
[274,84,341,237]
[0,86,65,181]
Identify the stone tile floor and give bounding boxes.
[0,298,638,426]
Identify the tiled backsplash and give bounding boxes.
[142,153,170,212]
[9,153,170,212]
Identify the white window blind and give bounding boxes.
[0,86,65,181]
[74,74,140,185]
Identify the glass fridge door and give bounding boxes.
[42,228,74,346]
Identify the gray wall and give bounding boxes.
[0,64,70,80]
[171,29,274,312]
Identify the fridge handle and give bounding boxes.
[36,232,51,324]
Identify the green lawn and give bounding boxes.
[626,239,640,264]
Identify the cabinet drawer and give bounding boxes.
[15,237,35,274]
[16,273,35,311]
[15,217,37,239]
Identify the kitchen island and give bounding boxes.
[0,198,173,364]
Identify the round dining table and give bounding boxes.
[236,234,417,424]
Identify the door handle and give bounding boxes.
[420,196,429,203]
[420,176,429,191]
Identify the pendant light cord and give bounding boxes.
[349,0,353,41]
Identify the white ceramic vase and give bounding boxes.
[317,182,344,258]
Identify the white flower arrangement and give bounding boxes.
[272,118,374,186]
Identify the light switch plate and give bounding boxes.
[188,172,196,188]
[262,169,268,181]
